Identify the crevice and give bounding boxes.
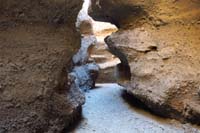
[73,0,133,88]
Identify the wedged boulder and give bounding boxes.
[91,0,200,124]
[0,0,85,132]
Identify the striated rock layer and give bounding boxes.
[90,0,200,124]
[0,0,85,133]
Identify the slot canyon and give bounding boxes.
[0,0,200,133]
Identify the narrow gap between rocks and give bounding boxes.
[67,0,200,132]
[90,21,132,85]
[74,0,132,87]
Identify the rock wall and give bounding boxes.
[90,0,200,124]
[0,0,81,24]
[0,0,85,133]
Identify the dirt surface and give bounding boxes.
[70,84,200,133]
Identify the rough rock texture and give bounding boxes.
[90,0,200,124]
[73,0,100,92]
[90,0,152,28]
[0,0,85,133]
[72,36,99,92]
[70,63,99,92]
[71,35,99,92]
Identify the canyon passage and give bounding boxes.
[0,0,200,133]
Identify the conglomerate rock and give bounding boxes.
[90,0,200,124]
[0,0,85,132]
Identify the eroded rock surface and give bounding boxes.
[0,0,85,132]
[70,63,99,92]
[73,0,100,92]
[90,0,200,124]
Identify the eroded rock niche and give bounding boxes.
[89,0,200,124]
